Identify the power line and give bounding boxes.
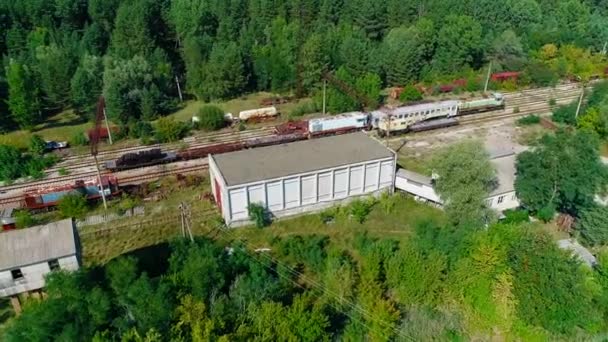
[208,222,414,341]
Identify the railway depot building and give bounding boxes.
[209,133,396,226]
[0,219,80,299]
[395,148,520,212]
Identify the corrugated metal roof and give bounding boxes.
[0,219,77,271]
[396,169,433,186]
[213,132,395,186]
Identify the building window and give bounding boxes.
[498,196,505,204]
[11,269,23,280]
[48,259,60,271]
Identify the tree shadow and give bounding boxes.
[32,111,89,132]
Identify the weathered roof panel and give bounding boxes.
[212,132,395,186]
[0,219,77,271]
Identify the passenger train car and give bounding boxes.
[376,100,459,136]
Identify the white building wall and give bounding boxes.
[209,156,230,221]
[223,157,395,226]
[0,255,79,297]
[395,176,442,204]
[486,192,520,212]
[396,172,520,212]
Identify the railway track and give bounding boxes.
[0,82,587,200]
[0,163,210,207]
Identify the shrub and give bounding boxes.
[349,198,375,224]
[195,105,226,131]
[512,106,520,113]
[548,98,557,106]
[70,131,88,146]
[248,203,269,228]
[552,102,578,125]
[28,135,46,156]
[58,167,70,176]
[399,85,423,103]
[238,121,246,131]
[155,117,190,143]
[502,209,529,224]
[577,205,608,246]
[14,210,36,228]
[290,100,318,117]
[517,115,541,126]
[0,144,23,181]
[536,204,555,222]
[379,192,397,214]
[130,121,154,140]
[58,193,88,219]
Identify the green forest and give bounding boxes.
[4,220,608,341]
[1,0,607,131]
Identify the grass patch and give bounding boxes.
[397,153,433,176]
[0,110,89,150]
[167,93,307,123]
[1,93,309,151]
[211,194,446,251]
[0,297,14,332]
[80,176,216,265]
[517,114,541,126]
[516,124,552,146]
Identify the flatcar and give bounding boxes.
[23,176,121,211]
[105,148,178,171]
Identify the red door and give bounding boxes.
[214,179,222,211]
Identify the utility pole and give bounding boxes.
[484,61,493,93]
[93,155,108,209]
[92,97,108,210]
[175,75,183,102]
[322,79,327,115]
[179,202,193,242]
[102,108,113,145]
[575,83,585,119]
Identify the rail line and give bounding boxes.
[0,83,587,199]
[0,163,210,207]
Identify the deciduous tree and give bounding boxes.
[431,140,496,228]
[515,130,607,215]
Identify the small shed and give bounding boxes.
[209,133,396,226]
[0,219,80,298]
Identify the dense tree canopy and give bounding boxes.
[515,130,607,215]
[0,0,606,128]
[5,220,608,340]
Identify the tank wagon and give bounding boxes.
[238,106,279,122]
[105,149,178,171]
[23,176,120,211]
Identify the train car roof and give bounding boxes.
[386,100,459,116]
[0,219,78,272]
[211,132,394,186]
